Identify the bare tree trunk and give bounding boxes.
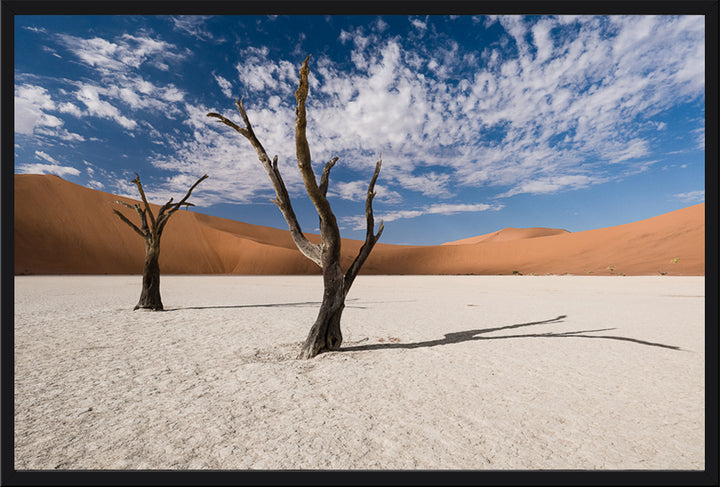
[135,242,163,310]
[298,261,345,359]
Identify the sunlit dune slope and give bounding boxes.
[14,174,704,275]
[442,227,570,245]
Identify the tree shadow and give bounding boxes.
[340,315,684,352]
[163,298,367,312]
[163,301,321,311]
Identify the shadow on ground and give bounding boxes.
[340,315,683,352]
[163,298,367,311]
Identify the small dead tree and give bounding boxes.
[207,55,384,359]
[113,173,208,311]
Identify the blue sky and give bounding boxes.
[14,14,705,245]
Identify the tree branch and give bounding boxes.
[157,175,208,220]
[156,174,209,236]
[295,56,314,182]
[292,55,342,265]
[131,173,156,234]
[138,207,149,236]
[319,157,339,197]
[112,208,146,238]
[343,157,384,298]
[115,200,149,237]
[205,112,249,138]
[114,200,136,210]
[294,55,337,235]
[207,96,323,267]
[364,157,384,242]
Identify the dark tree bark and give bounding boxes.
[113,173,208,311]
[207,55,384,359]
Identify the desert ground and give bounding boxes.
[14,274,704,470]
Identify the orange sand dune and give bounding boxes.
[442,227,570,245]
[14,174,704,276]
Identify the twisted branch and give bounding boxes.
[293,55,338,241]
[319,157,339,197]
[131,173,156,234]
[157,174,209,235]
[207,96,322,267]
[343,157,384,298]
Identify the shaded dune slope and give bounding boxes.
[14,174,704,276]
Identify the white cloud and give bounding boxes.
[171,16,214,40]
[121,34,186,69]
[14,84,86,141]
[498,15,528,52]
[497,175,597,198]
[390,172,452,197]
[426,203,497,215]
[44,32,190,133]
[76,85,137,129]
[23,26,47,33]
[213,73,234,98]
[161,86,185,102]
[235,50,296,94]
[531,19,554,62]
[35,127,86,142]
[34,150,60,165]
[58,35,123,72]
[673,190,704,203]
[693,126,705,150]
[338,29,353,44]
[60,32,187,75]
[146,101,301,207]
[329,180,402,204]
[14,84,56,134]
[607,138,650,163]
[341,201,500,230]
[378,209,424,222]
[58,102,83,117]
[100,77,186,115]
[410,18,427,31]
[87,180,105,189]
[16,163,81,177]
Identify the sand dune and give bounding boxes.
[14,174,704,276]
[442,227,570,245]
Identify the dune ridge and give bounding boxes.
[442,227,570,245]
[14,174,704,276]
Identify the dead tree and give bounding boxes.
[113,173,208,311]
[207,55,384,359]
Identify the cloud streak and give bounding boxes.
[170,16,214,40]
[17,163,81,177]
[341,202,502,230]
[673,190,704,203]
